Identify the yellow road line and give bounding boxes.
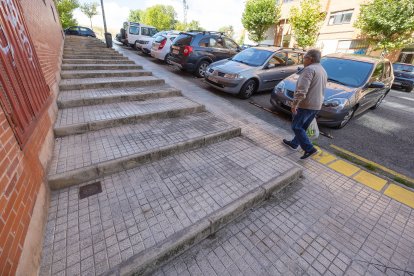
[330,144,414,184]
[329,160,360,177]
[353,171,387,191]
[384,184,414,208]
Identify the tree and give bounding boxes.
[55,0,79,28]
[80,2,99,29]
[174,20,204,31]
[289,0,325,48]
[218,25,235,39]
[238,29,246,45]
[354,0,414,53]
[128,9,144,23]
[142,5,176,30]
[242,0,280,43]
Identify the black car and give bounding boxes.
[169,31,241,77]
[65,26,96,38]
[271,54,394,128]
[392,63,413,92]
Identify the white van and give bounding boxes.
[123,22,158,48]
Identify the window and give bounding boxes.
[141,27,157,36]
[129,26,139,35]
[224,38,238,50]
[268,53,286,66]
[286,52,304,65]
[371,63,384,82]
[328,10,353,25]
[209,37,225,48]
[199,38,210,47]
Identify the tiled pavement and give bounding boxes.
[115,45,414,275]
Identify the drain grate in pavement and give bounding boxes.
[79,182,102,199]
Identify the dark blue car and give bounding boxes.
[392,63,414,92]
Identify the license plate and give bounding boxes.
[208,76,218,83]
[284,100,292,107]
[172,49,179,55]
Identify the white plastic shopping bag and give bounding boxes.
[306,118,319,140]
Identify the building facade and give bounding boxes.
[0,0,64,274]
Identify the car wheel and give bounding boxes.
[195,60,210,78]
[370,94,386,110]
[336,107,356,129]
[164,53,171,64]
[238,79,257,99]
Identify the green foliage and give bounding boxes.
[242,0,280,43]
[80,2,99,28]
[289,0,325,48]
[238,30,246,45]
[142,5,177,31]
[55,0,79,28]
[175,20,205,31]
[218,25,235,39]
[128,9,144,23]
[354,0,414,53]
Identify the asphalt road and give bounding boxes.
[128,47,414,179]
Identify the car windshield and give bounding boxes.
[154,35,165,43]
[231,48,273,66]
[173,34,192,46]
[393,63,414,73]
[321,57,373,87]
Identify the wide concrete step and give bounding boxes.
[63,49,117,54]
[48,112,242,189]
[61,69,152,79]
[62,59,135,64]
[42,136,301,275]
[57,85,182,108]
[62,55,127,60]
[54,96,205,136]
[59,76,163,91]
[61,64,142,71]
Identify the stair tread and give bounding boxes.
[61,64,140,69]
[59,76,160,86]
[54,96,201,128]
[49,112,238,176]
[61,69,150,75]
[57,85,179,103]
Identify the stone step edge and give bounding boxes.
[60,70,152,79]
[57,88,182,108]
[48,127,242,190]
[54,104,206,137]
[61,65,143,70]
[59,77,164,91]
[102,167,302,276]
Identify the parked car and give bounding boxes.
[270,53,394,128]
[122,21,158,48]
[137,30,178,55]
[392,63,413,92]
[64,26,96,37]
[169,31,241,78]
[204,47,306,99]
[150,32,180,63]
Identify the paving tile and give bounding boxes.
[328,160,361,177]
[353,170,388,191]
[384,184,414,208]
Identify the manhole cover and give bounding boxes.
[79,182,102,199]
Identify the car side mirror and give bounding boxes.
[369,81,385,89]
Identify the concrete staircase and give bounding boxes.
[41,36,301,276]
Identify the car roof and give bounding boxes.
[251,46,306,53]
[324,53,388,63]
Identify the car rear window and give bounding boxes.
[173,34,193,46]
[393,63,414,73]
[321,57,373,87]
[154,35,165,43]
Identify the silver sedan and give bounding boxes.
[204,47,305,99]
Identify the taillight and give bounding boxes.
[183,45,193,56]
[158,39,167,50]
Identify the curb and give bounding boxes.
[53,104,205,137]
[102,167,302,276]
[48,127,242,190]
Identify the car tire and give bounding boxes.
[238,79,257,99]
[195,60,210,78]
[336,106,356,129]
[164,53,171,64]
[370,93,387,110]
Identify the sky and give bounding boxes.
[74,0,246,37]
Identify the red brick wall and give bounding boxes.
[0,0,63,274]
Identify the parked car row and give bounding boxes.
[112,23,411,128]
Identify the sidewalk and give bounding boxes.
[116,45,414,275]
